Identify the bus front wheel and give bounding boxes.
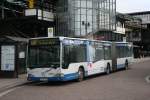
[77,67,84,82]
[106,64,111,75]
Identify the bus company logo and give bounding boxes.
[63,39,85,45]
[74,40,84,45]
[63,40,74,45]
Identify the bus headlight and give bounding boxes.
[28,74,34,78]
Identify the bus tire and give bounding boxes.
[106,64,111,75]
[125,60,129,70]
[77,67,84,82]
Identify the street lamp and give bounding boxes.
[82,21,90,35]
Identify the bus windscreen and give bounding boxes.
[28,39,60,68]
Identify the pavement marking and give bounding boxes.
[0,86,23,98]
[145,75,150,83]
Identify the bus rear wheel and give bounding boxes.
[125,61,129,70]
[77,67,84,82]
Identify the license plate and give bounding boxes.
[40,78,48,81]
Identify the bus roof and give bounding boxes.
[29,36,112,44]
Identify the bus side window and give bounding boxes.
[90,42,104,62]
[117,46,121,58]
[104,46,111,60]
[95,47,104,61]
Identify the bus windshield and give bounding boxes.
[28,45,60,68]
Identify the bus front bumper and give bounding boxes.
[27,73,78,82]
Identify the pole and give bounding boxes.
[41,0,44,20]
[85,23,87,36]
[1,0,5,19]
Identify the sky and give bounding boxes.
[116,0,150,13]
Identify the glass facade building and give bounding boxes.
[0,0,116,38]
[55,0,116,37]
[129,13,150,25]
[127,12,150,57]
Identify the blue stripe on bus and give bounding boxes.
[28,73,79,82]
[117,64,125,69]
[63,73,78,81]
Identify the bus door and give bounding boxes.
[87,42,104,75]
[111,42,117,71]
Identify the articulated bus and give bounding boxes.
[27,37,133,82]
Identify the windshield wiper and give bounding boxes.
[40,62,60,69]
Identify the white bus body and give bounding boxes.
[27,37,133,81]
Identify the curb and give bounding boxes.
[0,81,31,94]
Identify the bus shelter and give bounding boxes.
[0,36,28,78]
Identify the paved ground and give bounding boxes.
[0,59,150,100]
[0,74,27,93]
[133,57,150,63]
